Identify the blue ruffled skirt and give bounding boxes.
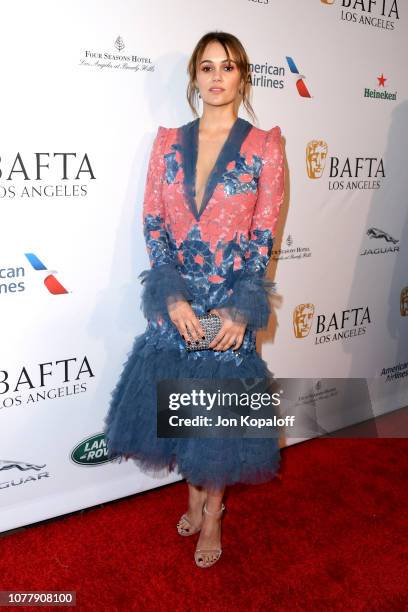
[103,315,281,490]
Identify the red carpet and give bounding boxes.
[1,435,407,611]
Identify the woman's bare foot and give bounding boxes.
[177,483,207,535]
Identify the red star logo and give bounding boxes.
[377,73,387,87]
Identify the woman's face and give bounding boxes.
[195,41,243,109]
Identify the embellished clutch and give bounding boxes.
[185,313,222,351]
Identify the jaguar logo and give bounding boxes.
[367,227,399,244]
[0,459,46,472]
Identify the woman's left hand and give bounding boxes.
[207,308,247,351]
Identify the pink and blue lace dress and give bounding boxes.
[103,117,285,489]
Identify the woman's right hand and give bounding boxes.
[166,298,206,343]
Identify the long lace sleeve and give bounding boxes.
[219,126,285,330]
[138,126,194,320]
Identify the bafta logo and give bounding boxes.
[401,287,408,317]
[306,140,328,178]
[293,303,315,338]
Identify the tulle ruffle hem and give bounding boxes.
[103,331,281,490]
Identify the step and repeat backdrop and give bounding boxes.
[1,0,407,532]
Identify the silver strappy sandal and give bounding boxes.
[194,502,225,568]
[176,509,204,536]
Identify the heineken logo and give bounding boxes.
[364,73,397,101]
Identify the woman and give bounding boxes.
[103,31,285,568]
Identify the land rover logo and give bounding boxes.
[71,433,112,466]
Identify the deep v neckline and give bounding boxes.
[193,117,239,216]
[179,116,253,222]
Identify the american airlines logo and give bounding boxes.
[25,252,69,294]
[285,57,312,98]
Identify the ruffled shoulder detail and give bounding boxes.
[262,125,282,160]
[155,125,168,151]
